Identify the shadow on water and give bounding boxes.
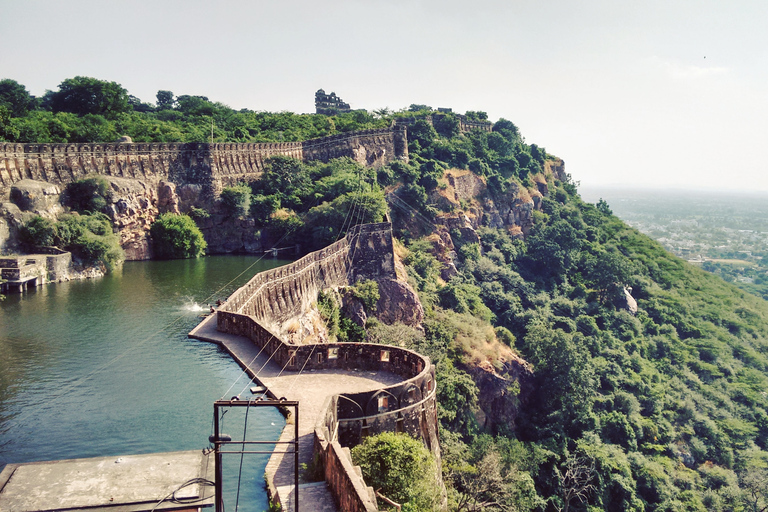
[0,255,291,512]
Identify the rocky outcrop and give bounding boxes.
[469,354,534,434]
[0,202,26,254]
[375,278,424,327]
[101,177,159,261]
[10,180,63,218]
[623,287,638,316]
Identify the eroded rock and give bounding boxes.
[10,179,63,217]
[375,278,424,328]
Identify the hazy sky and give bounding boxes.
[2,0,767,192]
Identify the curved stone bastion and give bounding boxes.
[203,221,440,511]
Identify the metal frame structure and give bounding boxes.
[211,399,300,512]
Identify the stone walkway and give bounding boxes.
[189,313,401,512]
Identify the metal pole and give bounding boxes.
[294,405,299,512]
[214,403,223,512]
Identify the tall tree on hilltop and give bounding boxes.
[48,76,130,119]
[0,79,37,117]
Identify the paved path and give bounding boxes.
[189,313,400,512]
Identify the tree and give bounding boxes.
[493,119,520,143]
[437,361,479,439]
[63,176,113,213]
[175,95,215,116]
[453,449,541,512]
[0,79,36,117]
[523,325,596,437]
[150,213,207,259]
[156,90,175,110]
[465,110,488,121]
[128,95,154,113]
[49,76,130,119]
[596,198,612,216]
[219,185,251,218]
[741,467,768,512]
[554,454,596,512]
[256,156,311,209]
[587,249,633,305]
[19,216,56,250]
[351,432,441,511]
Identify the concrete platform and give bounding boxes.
[0,450,214,512]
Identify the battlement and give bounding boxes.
[394,112,493,133]
[0,127,408,198]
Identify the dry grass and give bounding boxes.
[516,186,532,203]
[445,168,472,179]
[284,319,300,334]
[434,308,516,367]
[393,237,409,260]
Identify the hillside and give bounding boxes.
[390,121,768,511]
[3,77,768,511]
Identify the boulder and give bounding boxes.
[623,287,638,316]
[375,278,424,328]
[10,179,63,216]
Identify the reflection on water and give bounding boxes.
[0,255,290,511]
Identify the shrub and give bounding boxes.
[188,206,210,221]
[19,216,56,249]
[351,279,380,313]
[55,213,124,270]
[219,184,251,217]
[63,176,112,213]
[495,326,516,347]
[317,290,340,338]
[150,213,207,259]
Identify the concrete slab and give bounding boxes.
[0,450,214,512]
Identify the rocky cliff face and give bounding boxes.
[411,163,566,434]
[470,356,534,434]
[2,177,267,260]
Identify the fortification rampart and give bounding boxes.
[219,222,395,331]
[394,113,493,133]
[215,222,440,510]
[0,127,408,198]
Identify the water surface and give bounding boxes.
[0,255,289,510]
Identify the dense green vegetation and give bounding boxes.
[378,121,768,511]
[149,213,207,259]
[0,77,388,143]
[19,213,123,270]
[248,156,388,252]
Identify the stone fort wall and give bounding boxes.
[0,126,408,198]
[216,221,440,510]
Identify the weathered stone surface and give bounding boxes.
[470,355,534,434]
[342,291,368,328]
[0,128,407,199]
[623,287,638,315]
[102,177,159,261]
[157,181,180,214]
[375,278,424,327]
[9,179,63,217]
[0,202,25,254]
[545,157,566,181]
